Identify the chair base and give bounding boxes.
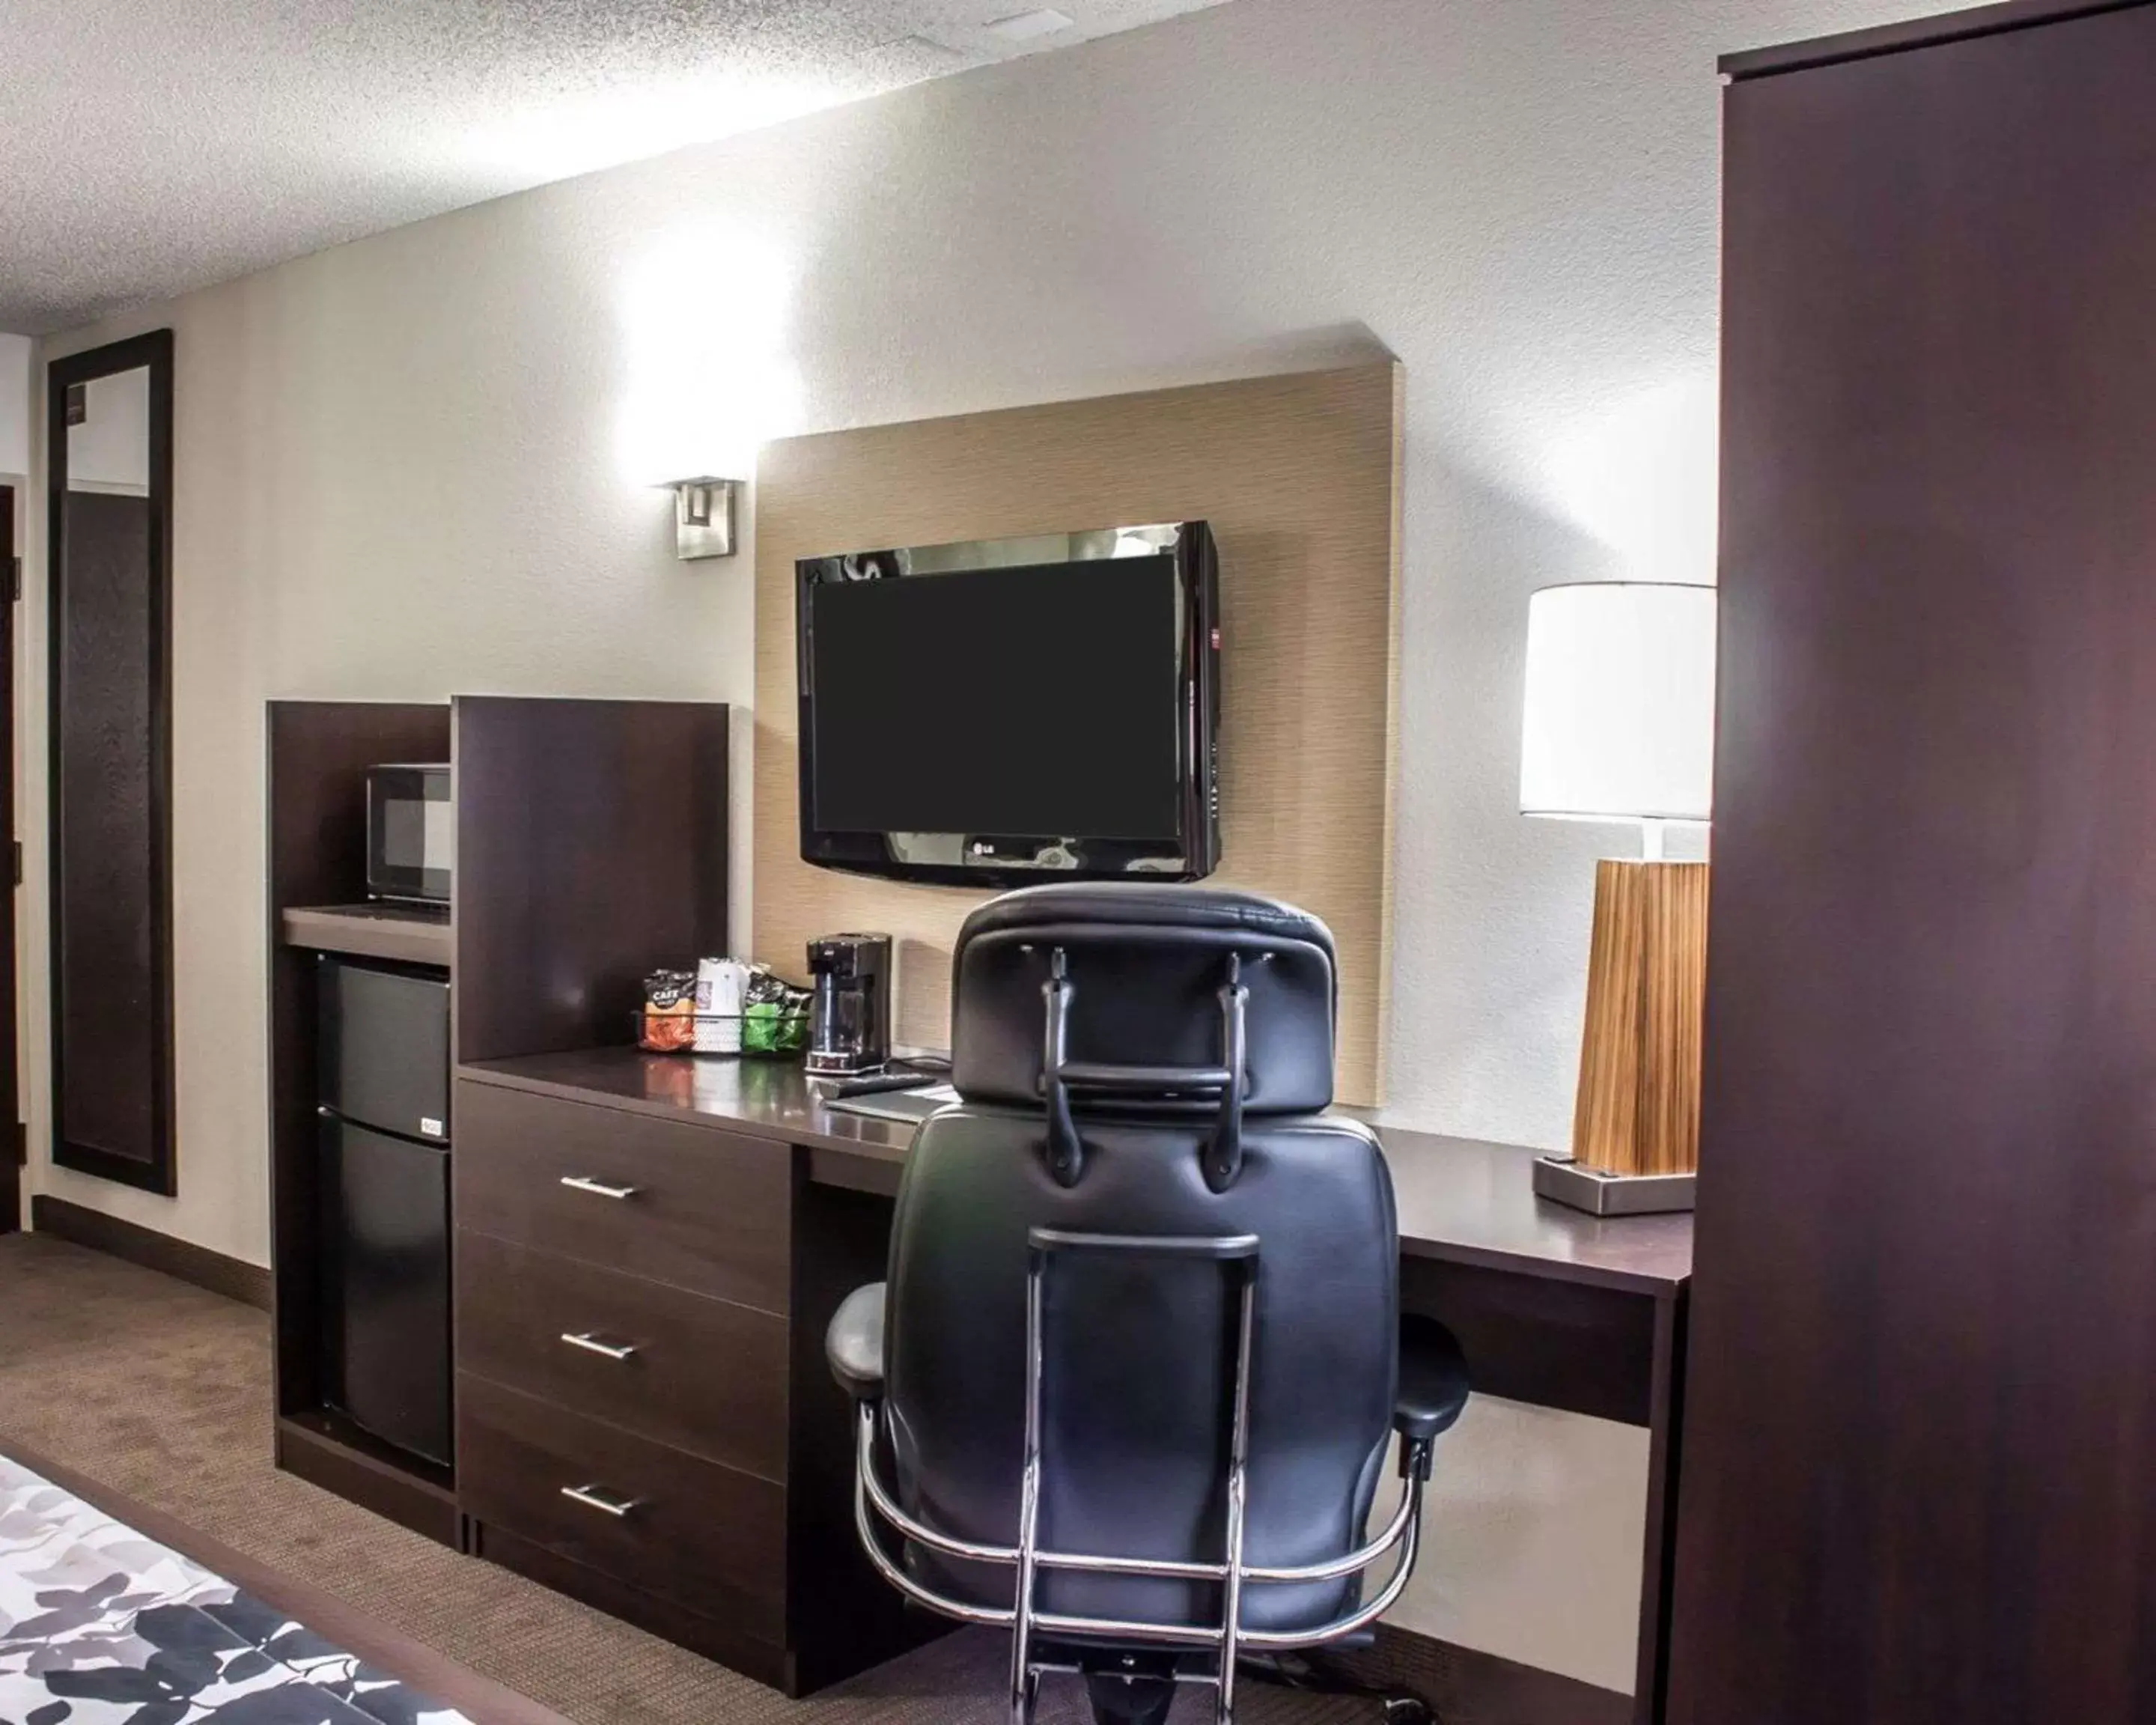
[1084,1671,1178,1724]
[1017,1644,1439,1724]
[1038,1646,1212,1725]
[1240,1649,1436,1722]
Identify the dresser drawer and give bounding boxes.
[459,1375,787,1639]
[457,1231,788,1482]
[455,1078,791,1312]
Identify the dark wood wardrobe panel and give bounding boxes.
[453,698,728,1065]
[266,701,451,1420]
[1720,0,2153,77]
[1673,7,2156,1723]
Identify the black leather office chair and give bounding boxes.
[826,884,1470,1724]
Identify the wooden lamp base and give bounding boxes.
[1536,859,1710,1214]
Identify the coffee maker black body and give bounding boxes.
[806,933,894,1076]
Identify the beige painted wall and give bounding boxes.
[28,211,761,1262]
[0,335,29,475]
[20,0,1951,1689]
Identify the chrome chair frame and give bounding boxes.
[850,1226,1434,1725]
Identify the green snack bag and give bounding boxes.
[743,1000,783,1056]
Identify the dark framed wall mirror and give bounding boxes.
[46,331,176,1193]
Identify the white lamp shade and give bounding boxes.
[1520,582,1717,823]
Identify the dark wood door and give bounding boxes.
[1672,7,2156,1722]
[0,486,15,1233]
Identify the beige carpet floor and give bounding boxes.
[0,1233,1374,1724]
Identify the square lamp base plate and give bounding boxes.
[1532,1155,1696,1217]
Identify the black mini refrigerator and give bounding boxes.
[317,957,453,1467]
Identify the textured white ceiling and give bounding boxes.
[0,0,1231,335]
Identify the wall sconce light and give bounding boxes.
[668,477,742,559]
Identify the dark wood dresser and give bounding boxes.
[270,696,934,1697]
[451,1057,931,1697]
[267,696,733,1549]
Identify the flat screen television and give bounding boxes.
[796,520,1221,887]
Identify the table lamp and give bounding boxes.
[1520,582,1717,1214]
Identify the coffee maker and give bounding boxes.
[806,934,894,1076]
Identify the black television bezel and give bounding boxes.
[795,520,1221,888]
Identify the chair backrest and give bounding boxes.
[883,884,1400,1634]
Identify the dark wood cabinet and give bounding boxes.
[267,702,458,1542]
[455,1230,789,1480]
[452,1071,797,1660]
[451,1067,938,1697]
[451,696,728,1068]
[269,696,945,1698]
[1672,6,2156,1721]
[454,1081,791,1315]
[267,697,730,1546]
[458,1374,790,1638]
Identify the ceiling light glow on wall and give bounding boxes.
[618,221,804,558]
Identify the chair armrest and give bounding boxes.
[1395,1313,1470,1446]
[826,1282,887,1403]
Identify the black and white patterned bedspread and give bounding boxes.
[0,1455,472,1725]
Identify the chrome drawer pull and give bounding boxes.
[561,1331,639,1363]
[559,1175,639,1200]
[561,1483,640,1518]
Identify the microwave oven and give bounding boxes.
[366,764,452,905]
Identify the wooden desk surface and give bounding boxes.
[461,1048,1692,1298]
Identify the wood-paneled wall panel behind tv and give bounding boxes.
[752,362,1402,1107]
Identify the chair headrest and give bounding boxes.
[950,885,1339,1172]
